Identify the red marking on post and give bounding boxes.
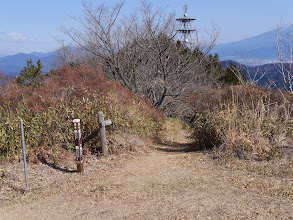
[73,119,84,174]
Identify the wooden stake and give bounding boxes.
[98,111,112,156]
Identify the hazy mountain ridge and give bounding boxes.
[212,25,293,64]
[1,25,292,84]
[0,52,55,76]
[222,60,287,89]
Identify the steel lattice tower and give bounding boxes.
[176,5,196,45]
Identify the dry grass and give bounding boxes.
[189,85,293,161]
[188,85,293,202]
[157,118,190,142]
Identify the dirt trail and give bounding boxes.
[1,130,292,219]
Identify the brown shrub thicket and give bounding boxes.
[0,65,165,160]
[188,85,293,114]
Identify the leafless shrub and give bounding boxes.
[273,22,293,95]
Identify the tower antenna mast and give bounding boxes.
[176,5,196,45]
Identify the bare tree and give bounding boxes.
[61,1,220,116]
[227,49,272,87]
[273,22,293,95]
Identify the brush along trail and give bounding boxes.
[0,129,292,219]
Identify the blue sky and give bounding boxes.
[0,0,292,55]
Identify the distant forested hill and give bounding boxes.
[0,52,55,76]
[222,60,289,89]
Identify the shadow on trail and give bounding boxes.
[154,140,207,153]
[37,154,76,173]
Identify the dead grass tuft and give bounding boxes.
[189,85,293,161]
[158,118,190,143]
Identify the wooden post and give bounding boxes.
[98,111,112,156]
[73,119,84,174]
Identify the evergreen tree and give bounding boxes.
[220,64,244,85]
[15,59,43,86]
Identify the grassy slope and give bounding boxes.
[0,65,165,161]
[189,85,293,161]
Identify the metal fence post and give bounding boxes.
[73,119,84,174]
[20,119,28,189]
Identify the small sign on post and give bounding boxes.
[98,111,112,156]
[73,119,84,174]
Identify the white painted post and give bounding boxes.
[73,119,84,174]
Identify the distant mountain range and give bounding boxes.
[0,52,55,76]
[222,60,289,90]
[212,25,293,65]
[1,25,292,89]
[215,25,293,89]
